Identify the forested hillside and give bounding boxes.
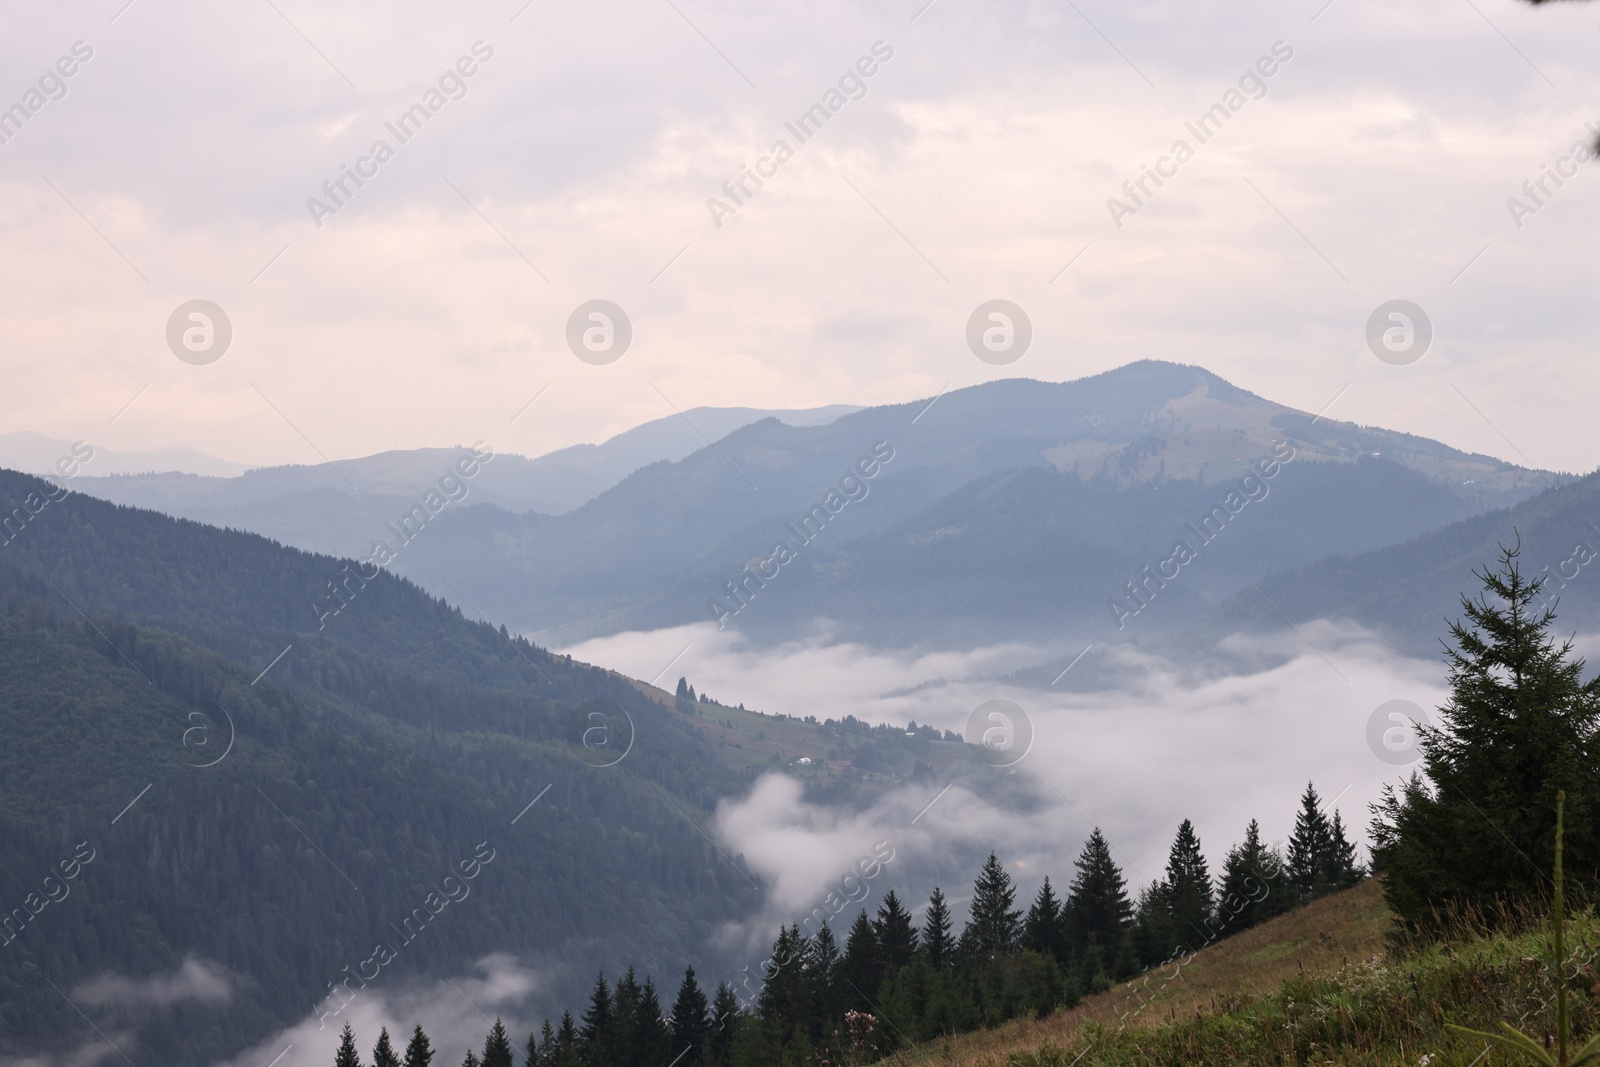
[0,470,943,1066]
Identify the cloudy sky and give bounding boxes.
[2,0,1598,472]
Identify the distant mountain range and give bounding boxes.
[57,404,858,559]
[0,431,249,478]
[48,362,1565,652]
[1211,468,1600,659]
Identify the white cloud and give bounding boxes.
[214,954,543,1067]
[569,619,1454,956]
[73,956,231,1009]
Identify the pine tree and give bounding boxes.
[578,974,612,1066]
[705,983,741,1067]
[1288,783,1334,898]
[668,967,710,1067]
[553,1012,581,1067]
[372,1028,401,1067]
[1022,877,1069,968]
[403,1024,434,1067]
[920,887,955,970]
[1065,829,1133,958]
[874,890,919,972]
[336,1023,364,1067]
[1216,819,1294,936]
[635,978,670,1066]
[1372,544,1600,927]
[1326,811,1363,889]
[1164,819,1214,952]
[459,1054,479,1067]
[805,922,841,1027]
[480,1019,513,1067]
[528,1022,553,1067]
[1129,880,1175,967]
[963,852,1022,959]
[838,910,883,1012]
[613,967,642,1063]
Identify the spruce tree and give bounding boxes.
[1129,881,1175,967]
[1022,877,1069,968]
[612,968,642,1065]
[372,1028,401,1067]
[1065,828,1133,958]
[874,890,919,972]
[964,852,1022,959]
[578,974,612,1066]
[805,922,841,1027]
[459,1054,479,1067]
[1288,783,1334,898]
[553,1012,581,1067]
[480,1019,513,1067]
[920,887,955,969]
[1164,819,1214,952]
[635,978,670,1066]
[838,910,883,1012]
[335,1023,364,1067]
[403,1024,434,1067]
[528,1022,553,1067]
[705,983,741,1067]
[1372,543,1600,927]
[668,967,710,1067]
[1326,811,1363,889]
[1216,819,1294,936]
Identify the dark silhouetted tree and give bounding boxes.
[335,1023,364,1067]
[920,887,955,970]
[962,853,1021,959]
[371,1028,400,1067]
[1372,543,1600,928]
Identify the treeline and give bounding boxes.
[337,785,1363,1067]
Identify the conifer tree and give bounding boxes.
[874,890,919,972]
[403,1024,434,1067]
[805,922,841,1026]
[1288,783,1334,897]
[1326,811,1363,889]
[963,852,1022,959]
[335,1023,364,1067]
[920,887,955,970]
[612,967,642,1064]
[1022,877,1069,967]
[1065,828,1133,958]
[635,978,670,1066]
[838,910,883,1012]
[1372,544,1600,926]
[480,1019,513,1067]
[459,1054,479,1067]
[668,967,710,1067]
[1164,819,1214,951]
[578,974,612,1066]
[1129,880,1175,967]
[553,1012,581,1067]
[528,1022,553,1067]
[705,983,741,1067]
[1216,819,1294,936]
[369,1028,400,1067]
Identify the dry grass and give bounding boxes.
[881,879,1392,1067]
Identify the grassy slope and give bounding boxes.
[885,880,1392,1067]
[892,878,1600,1066]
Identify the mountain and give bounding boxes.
[0,431,248,477]
[383,361,1561,649]
[63,404,859,559]
[1205,469,1600,658]
[0,467,958,1067]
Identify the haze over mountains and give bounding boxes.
[3,360,1593,1067]
[50,361,1564,656]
